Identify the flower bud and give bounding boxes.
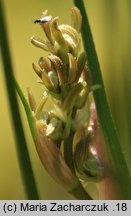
[59,24,80,56]
[34,91,48,119]
[27,88,37,112]
[71,7,82,33]
[74,81,89,109]
[48,54,67,85]
[38,57,51,72]
[59,24,79,46]
[68,53,77,83]
[41,70,57,92]
[76,52,87,81]
[32,62,42,78]
[48,71,59,90]
[51,17,68,54]
[31,35,49,51]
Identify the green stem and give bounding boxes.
[74,0,131,198]
[0,0,39,199]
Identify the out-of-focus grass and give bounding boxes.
[0,0,131,199]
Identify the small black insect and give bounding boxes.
[34,16,52,24]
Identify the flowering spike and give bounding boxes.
[71,7,82,33]
[28,7,98,199]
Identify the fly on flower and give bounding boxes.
[34,16,52,24]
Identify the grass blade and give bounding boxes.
[14,79,37,142]
[0,0,39,199]
[74,0,131,198]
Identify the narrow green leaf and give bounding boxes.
[14,79,37,141]
[0,0,39,199]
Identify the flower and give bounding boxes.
[28,7,104,199]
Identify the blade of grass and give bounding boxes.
[0,0,39,199]
[74,0,131,198]
[14,78,37,142]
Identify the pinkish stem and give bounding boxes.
[89,103,122,199]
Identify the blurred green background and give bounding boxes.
[0,0,131,199]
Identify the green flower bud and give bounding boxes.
[59,24,80,46]
[48,71,59,90]
[48,54,67,85]
[41,70,57,92]
[27,88,37,112]
[32,62,42,78]
[71,7,82,33]
[76,52,87,81]
[59,24,80,56]
[31,35,49,51]
[74,81,89,109]
[68,53,77,83]
[34,91,48,119]
[38,57,51,72]
[51,17,68,54]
